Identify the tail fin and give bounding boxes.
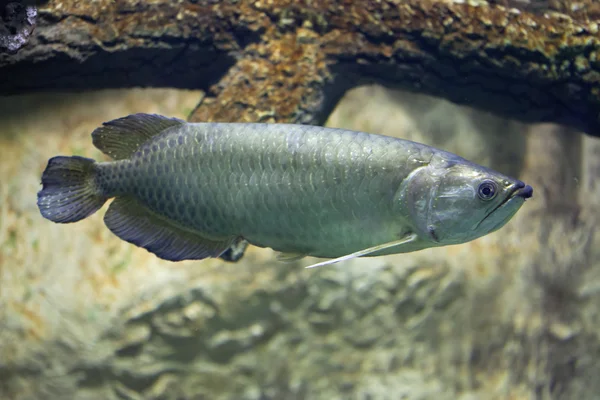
[37,156,108,223]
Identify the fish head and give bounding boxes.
[399,152,533,245]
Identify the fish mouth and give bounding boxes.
[494,181,533,210]
[477,181,533,229]
[514,182,533,199]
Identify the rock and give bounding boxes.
[0,2,37,54]
[2,1,600,137]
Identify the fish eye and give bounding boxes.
[477,180,497,201]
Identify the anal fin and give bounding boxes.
[104,197,234,262]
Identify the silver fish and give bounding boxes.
[37,113,533,268]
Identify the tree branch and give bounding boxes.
[2,0,600,137]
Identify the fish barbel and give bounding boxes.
[37,114,533,268]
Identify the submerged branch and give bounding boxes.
[2,0,600,137]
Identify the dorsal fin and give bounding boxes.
[91,113,185,160]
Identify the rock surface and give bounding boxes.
[2,0,600,137]
[0,86,598,399]
[0,1,37,54]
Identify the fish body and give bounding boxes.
[37,114,533,265]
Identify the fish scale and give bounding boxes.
[37,113,532,266]
[110,122,403,254]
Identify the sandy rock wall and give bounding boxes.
[0,86,598,400]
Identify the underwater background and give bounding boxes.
[1,1,600,399]
[1,85,598,400]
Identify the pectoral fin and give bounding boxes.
[305,233,418,269]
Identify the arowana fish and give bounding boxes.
[37,114,533,268]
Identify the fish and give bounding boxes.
[37,113,533,268]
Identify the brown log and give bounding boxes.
[2,0,600,137]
